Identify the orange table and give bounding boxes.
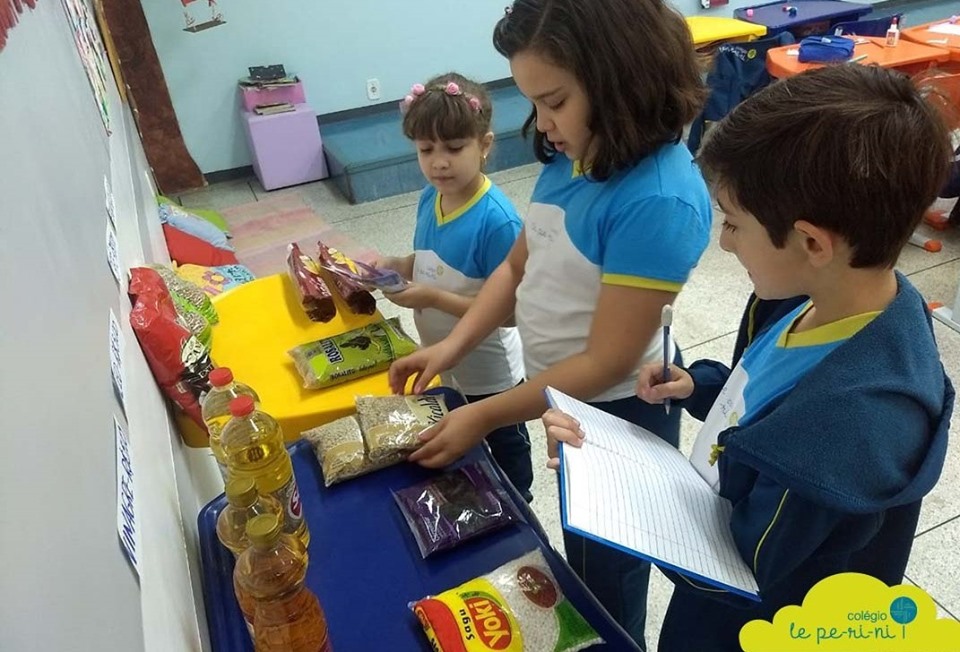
[902,20,960,63]
[767,36,951,78]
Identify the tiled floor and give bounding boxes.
[180,166,960,648]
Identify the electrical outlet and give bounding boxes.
[366,78,381,101]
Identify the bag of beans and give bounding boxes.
[394,461,520,558]
[412,549,603,651]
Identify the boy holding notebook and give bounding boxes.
[544,65,954,651]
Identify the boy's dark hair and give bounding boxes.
[401,72,493,142]
[699,65,952,269]
[493,0,706,181]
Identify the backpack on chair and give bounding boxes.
[688,32,795,154]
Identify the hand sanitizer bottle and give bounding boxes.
[885,17,900,47]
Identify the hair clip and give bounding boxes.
[399,83,428,114]
[399,81,483,115]
[504,5,512,15]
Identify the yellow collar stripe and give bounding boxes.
[778,302,881,348]
[435,176,492,226]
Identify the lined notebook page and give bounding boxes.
[547,388,759,598]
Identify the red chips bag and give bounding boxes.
[129,267,213,427]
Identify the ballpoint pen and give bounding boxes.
[661,304,673,415]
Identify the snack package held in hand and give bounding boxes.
[411,549,603,651]
[288,317,418,390]
[316,242,378,314]
[316,243,408,294]
[357,394,448,463]
[151,264,219,324]
[286,243,336,322]
[394,461,520,558]
[302,416,403,486]
[129,267,214,428]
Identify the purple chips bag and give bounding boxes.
[393,461,521,558]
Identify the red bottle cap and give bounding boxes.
[209,368,234,387]
[229,395,256,417]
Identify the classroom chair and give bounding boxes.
[832,13,903,37]
[687,32,795,154]
[914,70,960,230]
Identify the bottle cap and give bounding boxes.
[224,477,258,508]
[230,395,256,418]
[246,514,283,547]
[209,368,234,387]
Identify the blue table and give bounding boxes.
[735,0,872,37]
[198,390,640,651]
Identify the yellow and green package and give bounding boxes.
[411,549,603,652]
[151,265,219,324]
[288,318,417,390]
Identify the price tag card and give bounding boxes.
[115,416,140,576]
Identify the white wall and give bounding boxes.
[0,2,210,650]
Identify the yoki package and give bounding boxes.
[288,318,417,390]
[286,243,336,322]
[412,549,603,651]
[356,393,448,463]
[129,267,214,427]
[394,461,520,558]
[316,242,378,314]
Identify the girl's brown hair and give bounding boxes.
[401,72,493,142]
[493,0,706,181]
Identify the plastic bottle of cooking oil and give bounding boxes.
[221,397,309,549]
[202,367,260,481]
[234,514,331,652]
[216,477,284,639]
[216,476,284,557]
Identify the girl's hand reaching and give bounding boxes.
[388,339,461,394]
[635,363,694,405]
[542,408,585,470]
[407,403,492,468]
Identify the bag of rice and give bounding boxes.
[412,549,603,651]
[357,394,447,463]
[302,416,405,487]
[394,461,520,557]
[288,318,417,390]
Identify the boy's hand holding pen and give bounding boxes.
[634,305,695,408]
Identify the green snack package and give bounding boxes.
[288,318,418,390]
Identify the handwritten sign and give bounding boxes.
[104,175,116,226]
[106,222,121,285]
[109,309,126,409]
[115,416,140,575]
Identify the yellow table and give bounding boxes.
[686,15,768,48]
[177,273,425,447]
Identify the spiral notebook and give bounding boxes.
[546,387,760,600]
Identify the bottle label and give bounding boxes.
[272,476,304,533]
